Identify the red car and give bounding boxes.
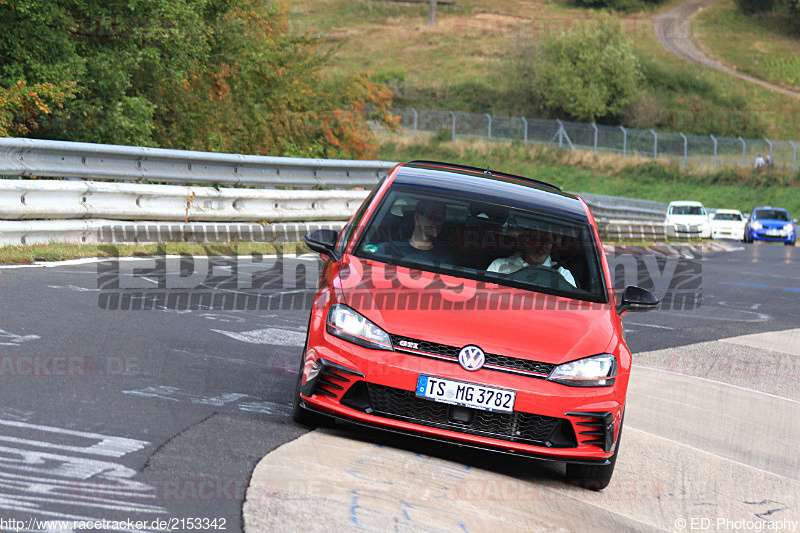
[293,161,658,489]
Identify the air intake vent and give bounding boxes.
[566,411,615,452]
[302,359,364,399]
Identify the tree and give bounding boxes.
[428,0,437,26]
[0,80,76,137]
[506,20,642,123]
[0,0,397,158]
[153,0,397,158]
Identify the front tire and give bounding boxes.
[565,416,623,491]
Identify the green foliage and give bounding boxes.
[0,80,77,136]
[790,0,800,19]
[0,0,209,145]
[734,0,776,14]
[573,0,668,13]
[389,79,509,114]
[631,56,767,138]
[0,0,396,157]
[763,56,800,85]
[505,21,642,123]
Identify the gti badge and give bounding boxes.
[458,345,485,371]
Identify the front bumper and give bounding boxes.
[667,223,711,239]
[750,228,796,243]
[711,228,744,240]
[300,326,624,463]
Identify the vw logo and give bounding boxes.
[458,345,485,371]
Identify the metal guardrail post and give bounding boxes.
[522,117,528,143]
[556,119,564,149]
[680,133,687,168]
[710,135,717,168]
[485,113,492,139]
[650,129,658,161]
[764,138,772,163]
[592,123,598,155]
[790,141,797,172]
[619,126,626,158]
[738,136,746,167]
[411,108,418,133]
[449,111,456,142]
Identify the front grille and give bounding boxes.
[355,383,576,448]
[390,334,555,377]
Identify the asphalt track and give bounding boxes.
[0,241,797,532]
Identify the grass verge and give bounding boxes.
[694,0,800,90]
[376,133,800,215]
[0,241,310,266]
[0,238,738,267]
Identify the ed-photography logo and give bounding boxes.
[96,244,321,311]
[95,226,701,313]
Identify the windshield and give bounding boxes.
[354,187,606,302]
[713,213,742,221]
[670,205,706,216]
[753,209,790,221]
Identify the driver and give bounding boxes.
[487,227,576,287]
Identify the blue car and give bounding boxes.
[744,207,796,245]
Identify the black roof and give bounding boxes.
[393,161,589,224]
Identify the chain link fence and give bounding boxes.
[388,108,799,171]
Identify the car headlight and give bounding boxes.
[783,224,794,232]
[547,354,616,387]
[326,304,393,351]
[752,221,763,230]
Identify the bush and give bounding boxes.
[574,0,669,13]
[505,20,642,123]
[388,80,509,114]
[734,0,776,14]
[620,92,665,129]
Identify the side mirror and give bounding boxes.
[617,286,659,314]
[305,229,340,261]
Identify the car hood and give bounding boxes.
[712,219,745,228]
[666,215,708,225]
[333,257,619,366]
[753,218,792,228]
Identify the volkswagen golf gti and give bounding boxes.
[292,161,658,490]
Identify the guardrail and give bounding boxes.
[0,180,370,222]
[0,218,668,246]
[0,137,394,188]
[575,192,667,222]
[0,138,672,245]
[0,219,348,246]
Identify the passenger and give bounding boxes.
[376,199,454,264]
[487,228,576,287]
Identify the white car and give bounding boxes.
[665,201,711,239]
[710,209,746,241]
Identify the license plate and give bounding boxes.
[766,229,783,236]
[416,375,516,413]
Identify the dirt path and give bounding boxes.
[653,0,800,99]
